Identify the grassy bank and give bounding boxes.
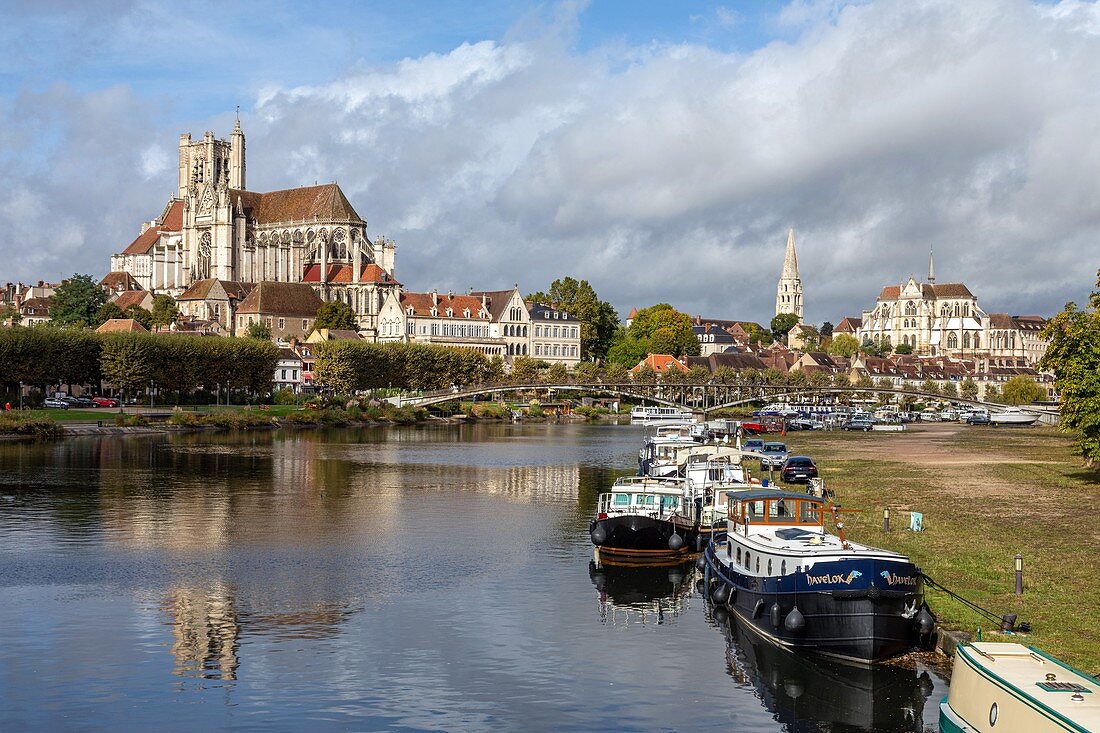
[773,424,1100,672]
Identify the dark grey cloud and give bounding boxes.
[1,0,1097,325]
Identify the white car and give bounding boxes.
[43,398,69,409]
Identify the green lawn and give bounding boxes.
[24,408,114,422]
[768,424,1100,673]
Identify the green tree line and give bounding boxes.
[0,328,278,400]
[313,342,502,393]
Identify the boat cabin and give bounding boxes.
[597,477,686,518]
[728,489,824,530]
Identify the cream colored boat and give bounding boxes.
[940,642,1100,732]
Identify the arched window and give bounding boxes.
[905,301,917,316]
[947,332,958,349]
[973,334,980,349]
[963,332,971,348]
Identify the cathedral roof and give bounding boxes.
[878,282,974,300]
[236,281,325,317]
[399,292,490,319]
[229,184,364,225]
[781,229,799,279]
[301,263,395,284]
[120,200,184,255]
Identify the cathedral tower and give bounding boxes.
[775,228,803,322]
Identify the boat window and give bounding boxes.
[746,500,765,521]
[767,559,773,575]
[744,552,750,569]
[613,493,631,506]
[736,547,742,564]
[799,501,821,523]
[756,557,760,573]
[781,561,786,575]
[637,495,655,506]
[768,500,790,519]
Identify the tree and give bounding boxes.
[744,323,773,348]
[314,301,357,331]
[820,322,834,340]
[770,313,800,343]
[50,274,106,327]
[246,321,272,340]
[628,304,700,357]
[828,333,859,358]
[1001,376,1046,406]
[604,363,628,382]
[573,361,599,382]
[798,324,821,351]
[93,302,124,326]
[510,356,544,383]
[123,305,153,330]
[633,364,657,384]
[546,362,569,383]
[960,377,979,400]
[984,384,1001,402]
[605,327,652,367]
[941,380,958,398]
[526,277,619,360]
[894,343,914,355]
[920,378,940,396]
[150,295,179,328]
[0,303,21,326]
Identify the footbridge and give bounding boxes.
[387,381,1058,422]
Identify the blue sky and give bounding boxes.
[0,0,1096,323]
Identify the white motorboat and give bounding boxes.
[631,405,695,425]
[989,407,1040,426]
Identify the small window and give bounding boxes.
[736,547,742,564]
[756,557,760,573]
[278,318,285,330]
[744,552,751,569]
[613,493,630,506]
[767,559,773,575]
[800,502,821,523]
[303,319,308,330]
[637,495,655,506]
[781,560,786,575]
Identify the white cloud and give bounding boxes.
[2,0,1098,324]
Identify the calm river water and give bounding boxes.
[0,424,946,732]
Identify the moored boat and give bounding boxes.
[939,642,1100,733]
[703,489,933,663]
[630,405,695,425]
[989,407,1040,426]
[589,476,700,566]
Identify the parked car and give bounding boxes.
[781,456,818,483]
[759,442,790,469]
[72,396,93,408]
[966,411,991,425]
[788,418,823,431]
[43,398,69,409]
[91,396,119,408]
[940,409,959,422]
[741,438,766,454]
[843,418,874,431]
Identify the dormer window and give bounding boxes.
[430,307,438,317]
[406,306,414,316]
[445,307,453,317]
[463,308,470,318]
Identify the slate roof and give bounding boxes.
[470,289,519,321]
[230,184,363,224]
[176,278,253,301]
[236,282,324,317]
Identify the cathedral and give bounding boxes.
[775,228,803,322]
[110,120,398,333]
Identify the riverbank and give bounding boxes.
[778,422,1100,672]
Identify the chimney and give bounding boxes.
[431,290,438,307]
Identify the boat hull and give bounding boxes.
[705,542,925,663]
[591,514,701,566]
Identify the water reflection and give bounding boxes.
[588,561,698,626]
[166,583,240,680]
[712,604,938,732]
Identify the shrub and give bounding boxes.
[0,413,62,438]
[272,389,299,405]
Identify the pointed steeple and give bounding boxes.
[928,248,935,284]
[782,228,799,279]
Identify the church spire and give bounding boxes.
[782,228,799,279]
[928,247,935,284]
[775,228,804,323]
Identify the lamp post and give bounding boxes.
[883,507,890,533]
[18,381,23,411]
[1015,554,1024,595]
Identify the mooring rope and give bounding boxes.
[921,573,1028,630]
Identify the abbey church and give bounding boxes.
[110,120,398,332]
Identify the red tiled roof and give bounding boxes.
[878,286,901,300]
[121,200,184,255]
[834,316,862,333]
[301,263,395,284]
[931,283,974,298]
[630,353,688,373]
[96,318,148,333]
[399,292,490,319]
[112,290,150,310]
[99,271,142,292]
[236,281,324,317]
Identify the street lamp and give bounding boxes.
[18,381,23,411]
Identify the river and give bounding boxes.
[0,423,947,732]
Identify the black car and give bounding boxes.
[843,418,874,431]
[781,456,818,483]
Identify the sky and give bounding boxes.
[1,0,1098,325]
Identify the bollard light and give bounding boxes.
[883,507,890,533]
[1015,553,1024,596]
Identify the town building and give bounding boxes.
[630,353,688,376]
[96,318,149,334]
[775,228,803,322]
[111,289,154,312]
[274,348,305,392]
[376,290,504,357]
[235,281,325,342]
[693,323,738,356]
[527,302,581,366]
[175,279,253,333]
[18,296,52,326]
[471,288,530,362]
[99,271,144,297]
[109,119,398,335]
